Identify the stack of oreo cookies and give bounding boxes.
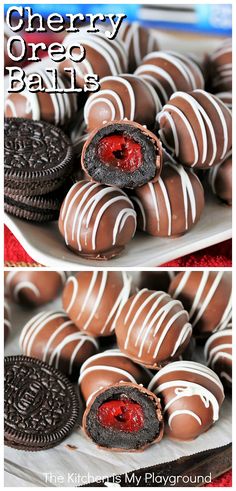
[4,118,74,222]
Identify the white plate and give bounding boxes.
[5,192,232,268]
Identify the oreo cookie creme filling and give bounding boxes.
[82,121,162,188]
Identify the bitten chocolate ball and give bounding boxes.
[19,310,99,380]
[79,349,151,404]
[132,159,205,237]
[81,120,163,188]
[60,30,127,88]
[138,272,176,292]
[169,271,232,337]
[157,90,232,169]
[63,272,132,337]
[208,153,232,205]
[84,74,161,132]
[5,67,78,127]
[204,329,232,389]
[58,181,137,260]
[135,51,204,105]
[148,360,224,441]
[118,22,159,72]
[5,272,67,307]
[4,300,11,343]
[210,39,232,93]
[115,289,192,369]
[82,382,164,451]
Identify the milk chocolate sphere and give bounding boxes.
[210,39,232,92]
[5,67,78,127]
[4,299,11,343]
[135,51,204,105]
[58,180,137,260]
[63,272,132,337]
[208,153,232,205]
[79,349,151,404]
[115,289,192,369]
[215,92,232,111]
[84,74,161,132]
[138,272,176,292]
[204,329,232,389]
[5,271,67,307]
[132,161,205,237]
[19,310,99,380]
[157,90,232,168]
[148,361,224,441]
[60,30,127,88]
[118,22,159,72]
[169,271,232,337]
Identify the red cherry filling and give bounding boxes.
[97,399,144,432]
[97,134,143,172]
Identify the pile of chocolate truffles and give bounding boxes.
[5,270,231,451]
[4,22,232,260]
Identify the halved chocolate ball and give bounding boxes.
[82,121,162,189]
[83,382,163,451]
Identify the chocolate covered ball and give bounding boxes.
[81,120,163,188]
[148,360,224,441]
[138,271,176,292]
[5,67,78,127]
[79,349,151,404]
[59,180,137,260]
[208,153,232,205]
[115,289,192,369]
[118,22,159,72]
[210,39,232,93]
[169,271,232,337]
[132,160,205,237]
[157,90,232,168]
[63,272,132,337]
[60,30,127,88]
[4,299,11,343]
[135,51,204,105]
[5,271,67,307]
[215,92,232,111]
[84,74,161,132]
[19,310,99,380]
[204,328,232,389]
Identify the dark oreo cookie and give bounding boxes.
[4,118,73,196]
[4,193,61,222]
[4,356,80,451]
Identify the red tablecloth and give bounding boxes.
[4,226,232,267]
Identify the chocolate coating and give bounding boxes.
[208,154,232,205]
[118,22,159,72]
[138,272,176,292]
[157,90,232,168]
[83,382,164,451]
[132,160,205,237]
[60,30,127,88]
[63,272,132,337]
[204,328,232,389]
[148,360,224,441]
[4,299,11,343]
[79,349,151,403]
[169,271,232,337]
[210,39,232,92]
[215,92,232,111]
[58,180,137,259]
[135,51,204,105]
[115,289,192,369]
[5,66,78,127]
[19,310,99,380]
[84,74,161,132]
[5,271,67,307]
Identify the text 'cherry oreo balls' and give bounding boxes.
[208,153,232,205]
[82,382,163,452]
[79,349,151,404]
[148,361,224,441]
[19,311,99,380]
[157,90,232,168]
[63,272,132,337]
[115,289,192,369]
[84,74,161,132]
[204,329,232,389]
[169,271,232,338]
[58,180,137,260]
[5,271,67,307]
[132,158,205,237]
[118,22,159,72]
[82,120,163,188]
